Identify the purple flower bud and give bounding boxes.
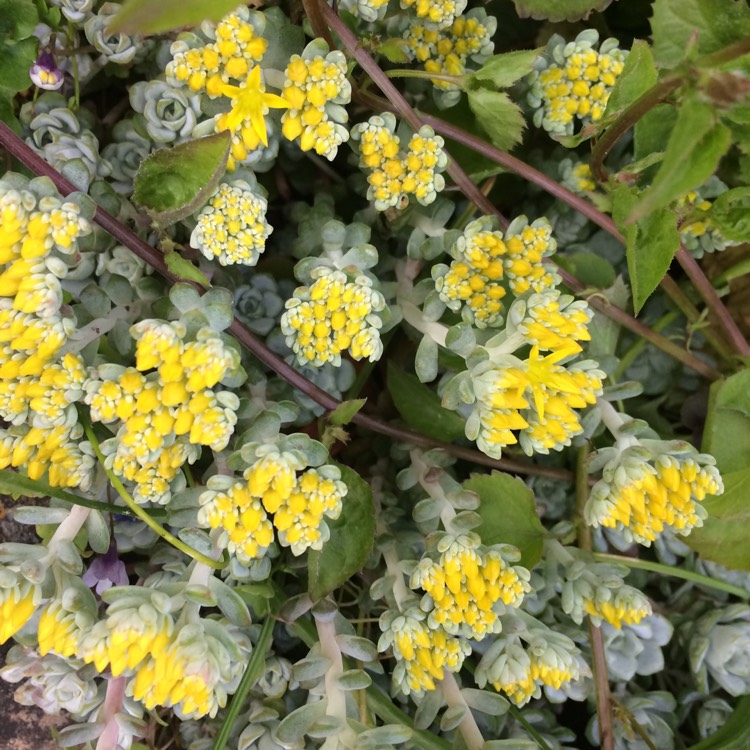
[29,51,65,91]
[82,543,128,594]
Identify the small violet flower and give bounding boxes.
[82,544,128,594]
[30,52,65,91]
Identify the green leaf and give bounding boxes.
[133,132,230,227]
[0,87,20,132]
[700,368,750,474]
[685,468,750,570]
[612,185,680,313]
[634,104,677,162]
[109,0,245,34]
[627,94,731,223]
[685,695,750,750]
[465,471,545,569]
[511,0,613,21]
[378,38,410,64]
[164,251,211,286]
[307,464,375,601]
[603,40,658,117]
[467,89,526,152]
[554,253,615,289]
[328,399,366,427]
[0,0,39,40]
[387,363,466,442]
[710,187,750,242]
[0,37,38,92]
[651,0,750,69]
[469,49,542,89]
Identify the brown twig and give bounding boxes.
[0,121,571,481]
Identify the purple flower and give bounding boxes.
[30,51,65,91]
[82,544,128,594]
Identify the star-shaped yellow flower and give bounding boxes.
[219,65,288,147]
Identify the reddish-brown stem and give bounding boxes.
[676,248,750,358]
[0,121,570,481]
[589,77,682,183]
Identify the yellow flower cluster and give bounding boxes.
[486,639,580,706]
[190,180,271,266]
[560,160,596,193]
[84,320,240,505]
[38,599,90,659]
[280,268,385,367]
[280,48,351,160]
[0,577,39,645]
[199,450,347,560]
[471,346,604,458]
[351,113,447,211]
[379,608,471,694]
[401,0,467,29]
[582,592,651,629]
[166,7,267,97]
[78,589,245,718]
[434,216,558,328]
[528,30,626,136]
[513,290,593,354]
[410,534,529,639]
[585,450,723,545]
[404,11,495,91]
[0,177,94,489]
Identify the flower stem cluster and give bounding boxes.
[351,113,447,211]
[527,30,627,136]
[78,586,250,718]
[475,612,582,706]
[84,319,241,505]
[0,174,96,489]
[584,403,724,545]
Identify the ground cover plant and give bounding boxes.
[1,0,750,748]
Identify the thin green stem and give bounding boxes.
[212,617,275,750]
[384,69,467,86]
[593,552,750,600]
[714,255,750,287]
[66,23,80,110]
[507,704,554,750]
[83,419,226,570]
[0,469,166,518]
